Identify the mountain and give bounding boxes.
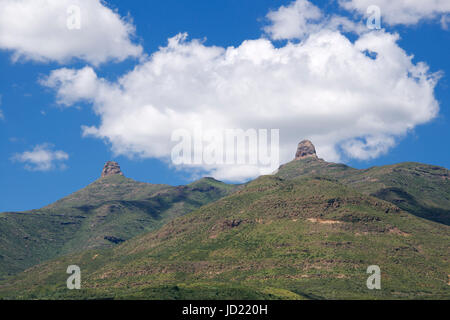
[1,174,448,299]
[277,141,450,225]
[0,142,448,300]
[0,162,236,278]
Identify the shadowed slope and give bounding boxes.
[0,173,236,278]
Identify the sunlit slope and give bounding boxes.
[277,158,450,225]
[2,175,448,299]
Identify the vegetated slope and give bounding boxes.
[277,158,450,225]
[1,175,448,299]
[0,175,236,278]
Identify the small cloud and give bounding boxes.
[341,135,396,160]
[339,0,450,28]
[264,0,323,40]
[12,143,69,171]
[264,0,365,41]
[9,137,26,143]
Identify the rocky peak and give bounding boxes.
[101,161,124,178]
[295,140,318,160]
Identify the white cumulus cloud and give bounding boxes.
[265,0,365,40]
[0,0,142,65]
[41,1,440,181]
[12,143,69,171]
[339,0,450,27]
[264,0,323,40]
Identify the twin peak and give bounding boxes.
[100,140,318,177]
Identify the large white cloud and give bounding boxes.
[41,2,440,181]
[12,143,69,171]
[339,0,450,27]
[0,0,142,65]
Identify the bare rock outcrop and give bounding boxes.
[295,140,318,160]
[101,161,124,178]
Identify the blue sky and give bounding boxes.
[0,0,449,212]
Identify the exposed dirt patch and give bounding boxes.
[307,218,341,225]
[387,227,410,237]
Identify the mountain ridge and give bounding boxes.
[277,150,450,225]
[0,163,237,278]
[1,174,448,299]
[0,143,448,299]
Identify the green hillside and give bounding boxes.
[0,174,236,278]
[1,175,448,300]
[277,158,450,225]
[1,142,448,300]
